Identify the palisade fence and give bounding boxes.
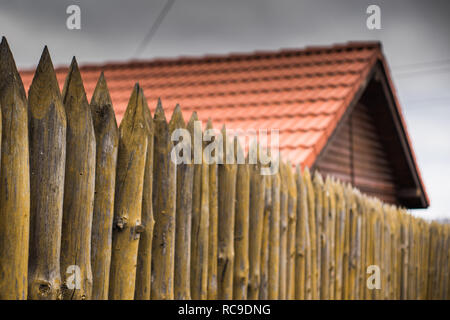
[0,38,449,300]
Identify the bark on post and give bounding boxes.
[313,171,324,299]
[151,100,177,300]
[285,162,297,300]
[232,139,250,300]
[295,167,311,300]
[108,85,149,300]
[172,106,193,300]
[278,162,288,300]
[268,172,280,300]
[259,169,271,299]
[326,178,336,300]
[204,118,219,300]
[27,47,66,300]
[333,180,345,300]
[205,119,218,300]
[342,184,353,300]
[318,173,329,300]
[134,88,155,300]
[248,144,266,300]
[0,37,30,300]
[188,112,209,300]
[60,58,95,300]
[303,168,317,299]
[90,73,119,300]
[217,126,237,300]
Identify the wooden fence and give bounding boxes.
[0,38,449,300]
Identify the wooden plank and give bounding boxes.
[90,73,119,300]
[27,47,65,300]
[60,58,95,300]
[109,84,149,299]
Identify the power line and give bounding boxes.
[392,58,450,70]
[134,0,176,57]
[393,66,450,77]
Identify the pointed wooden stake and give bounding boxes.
[285,162,297,300]
[0,37,30,300]
[109,84,149,299]
[90,73,119,300]
[217,126,237,300]
[205,118,219,300]
[303,168,318,299]
[233,138,249,300]
[134,88,155,300]
[151,99,176,300]
[295,166,311,299]
[188,112,210,300]
[28,46,66,300]
[60,57,95,300]
[268,172,280,300]
[247,143,266,300]
[172,106,193,300]
[278,161,288,299]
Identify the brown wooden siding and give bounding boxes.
[314,102,399,205]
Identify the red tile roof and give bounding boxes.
[18,41,400,170]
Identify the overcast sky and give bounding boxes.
[1,0,449,219]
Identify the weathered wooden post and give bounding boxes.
[285,163,297,300]
[151,100,177,300]
[134,88,155,300]
[189,112,210,300]
[318,172,330,300]
[205,119,218,300]
[303,168,318,299]
[259,167,271,299]
[268,172,280,300]
[60,58,95,300]
[313,171,324,299]
[90,73,119,300]
[233,138,250,300]
[248,144,265,300]
[333,180,345,300]
[172,106,193,300]
[217,126,237,300]
[109,85,149,299]
[278,162,288,300]
[27,47,66,300]
[0,37,30,300]
[400,211,409,299]
[295,167,311,300]
[326,177,336,300]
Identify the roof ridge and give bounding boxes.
[20,41,381,74]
